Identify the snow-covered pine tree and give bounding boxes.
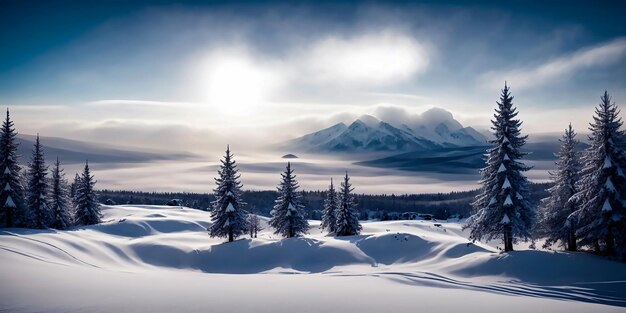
[335,172,361,236]
[465,83,534,251]
[321,178,339,234]
[0,109,27,227]
[269,162,309,238]
[570,91,626,258]
[247,208,263,239]
[70,173,80,201]
[538,124,581,251]
[49,157,73,229]
[74,161,101,226]
[208,146,248,242]
[26,134,51,229]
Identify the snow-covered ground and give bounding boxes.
[1,205,624,312]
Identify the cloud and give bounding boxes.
[299,31,430,85]
[481,37,626,90]
[86,100,198,108]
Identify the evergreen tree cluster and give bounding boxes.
[321,173,361,236]
[0,109,101,229]
[466,86,626,260]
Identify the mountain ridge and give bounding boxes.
[285,107,488,154]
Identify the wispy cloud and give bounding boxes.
[481,37,626,90]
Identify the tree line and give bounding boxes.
[0,109,101,229]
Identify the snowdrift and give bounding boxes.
[1,205,625,312]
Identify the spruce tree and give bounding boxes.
[538,124,581,251]
[0,109,26,227]
[269,162,309,238]
[248,211,262,239]
[74,161,101,226]
[26,134,51,229]
[570,91,626,257]
[70,173,80,201]
[209,146,248,242]
[49,157,73,229]
[335,172,361,236]
[321,178,339,234]
[465,83,534,251]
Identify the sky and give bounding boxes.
[1,1,626,193]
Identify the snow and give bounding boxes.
[3,183,10,191]
[4,195,15,208]
[225,202,235,213]
[503,195,513,206]
[605,177,616,192]
[501,214,511,224]
[503,153,510,161]
[226,191,234,197]
[1,205,625,313]
[602,198,613,212]
[3,167,9,174]
[501,177,511,189]
[603,156,613,169]
[498,163,506,172]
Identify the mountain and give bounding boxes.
[16,134,195,164]
[285,108,487,154]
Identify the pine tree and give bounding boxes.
[208,146,248,242]
[335,172,361,236]
[247,208,263,239]
[269,162,309,238]
[570,91,626,258]
[26,134,51,229]
[0,109,27,227]
[74,161,101,226]
[465,83,534,251]
[321,178,339,234]
[49,157,73,229]
[538,124,581,251]
[70,173,80,201]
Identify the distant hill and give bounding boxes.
[16,134,195,164]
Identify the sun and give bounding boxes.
[204,54,276,117]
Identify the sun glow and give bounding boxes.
[200,50,281,117]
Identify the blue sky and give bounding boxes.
[1,0,626,151]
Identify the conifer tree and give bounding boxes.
[26,134,51,228]
[247,209,263,239]
[570,91,626,257]
[321,178,339,234]
[538,124,581,251]
[335,172,361,236]
[70,173,80,201]
[208,146,248,242]
[0,109,26,227]
[269,162,309,238]
[465,83,534,251]
[74,161,101,226]
[49,157,73,229]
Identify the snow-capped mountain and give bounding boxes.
[286,108,487,153]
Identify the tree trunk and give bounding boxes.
[228,228,234,242]
[6,207,13,228]
[504,225,514,252]
[567,231,577,252]
[605,231,616,256]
